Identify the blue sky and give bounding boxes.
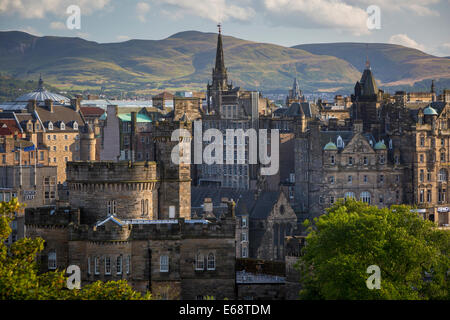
[0,0,449,56]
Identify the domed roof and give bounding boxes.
[423,105,438,116]
[15,76,69,104]
[374,141,387,150]
[324,141,338,150]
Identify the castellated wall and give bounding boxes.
[67,161,159,225]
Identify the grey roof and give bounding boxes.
[15,77,70,104]
[285,102,311,117]
[191,186,281,220]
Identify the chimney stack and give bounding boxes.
[70,98,80,112]
[27,99,37,113]
[44,99,53,113]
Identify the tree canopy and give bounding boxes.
[296,199,449,300]
[0,198,152,300]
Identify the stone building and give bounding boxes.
[0,77,96,183]
[24,118,237,299]
[191,187,297,261]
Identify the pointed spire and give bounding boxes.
[365,44,371,69]
[431,79,435,93]
[38,74,44,91]
[214,23,226,75]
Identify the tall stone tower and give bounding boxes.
[153,119,192,220]
[207,24,232,115]
[80,123,96,161]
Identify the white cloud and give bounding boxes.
[136,2,151,22]
[389,34,426,52]
[262,0,370,35]
[148,0,255,23]
[0,0,111,19]
[49,21,66,30]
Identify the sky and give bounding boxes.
[0,0,449,56]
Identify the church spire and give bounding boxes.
[214,23,226,76]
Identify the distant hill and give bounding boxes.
[293,43,450,90]
[0,30,449,95]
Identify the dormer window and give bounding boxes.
[60,122,65,130]
[48,122,53,130]
[73,121,78,130]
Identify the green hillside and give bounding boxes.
[293,42,450,89]
[0,31,449,95]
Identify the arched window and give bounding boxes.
[195,253,204,270]
[60,122,65,130]
[438,169,447,182]
[73,121,78,130]
[48,250,56,270]
[48,121,53,130]
[141,199,145,216]
[360,192,371,204]
[345,192,355,199]
[207,253,215,270]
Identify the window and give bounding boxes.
[438,169,447,182]
[337,136,344,148]
[379,195,384,204]
[419,190,424,203]
[207,253,215,270]
[348,157,353,165]
[241,217,247,228]
[441,138,445,146]
[330,196,335,204]
[420,154,424,163]
[126,255,130,274]
[169,206,175,219]
[48,122,53,130]
[329,176,335,184]
[117,256,122,274]
[420,169,424,182]
[379,155,385,164]
[105,257,111,275]
[73,122,78,130]
[53,157,56,163]
[53,135,56,140]
[48,250,56,270]
[394,155,400,164]
[360,192,371,204]
[330,155,335,165]
[107,200,117,215]
[40,151,44,161]
[363,156,368,165]
[242,246,248,258]
[427,190,432,202]
[441,152,446,162]
[345,192,355,199]
[65,146,68,151]
[60,122,65,130]
[420,136,425,147]
[195,253,204,270]
[241,232,248,242]
[364,175,368,183]
[94,257,99,274]
[160,255,169,272]
[65,134,68,140]
[379,175,384,183]
[348,175,353,184]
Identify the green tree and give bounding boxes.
[296,199,449,300]
[0,198,151,300]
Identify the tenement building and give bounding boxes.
[25,120,237,299]
[0,76,96,183]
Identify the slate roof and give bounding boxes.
[191,186,282,220]
[34,105,85,130]
[80,106,105,117]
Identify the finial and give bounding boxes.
[365,44,370,69]
[217,23,222,34]
[38,73,44,90]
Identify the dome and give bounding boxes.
[324,142,338,150]
[374,141,387,150]
[423,106,438,116]
[15,76,69,104]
